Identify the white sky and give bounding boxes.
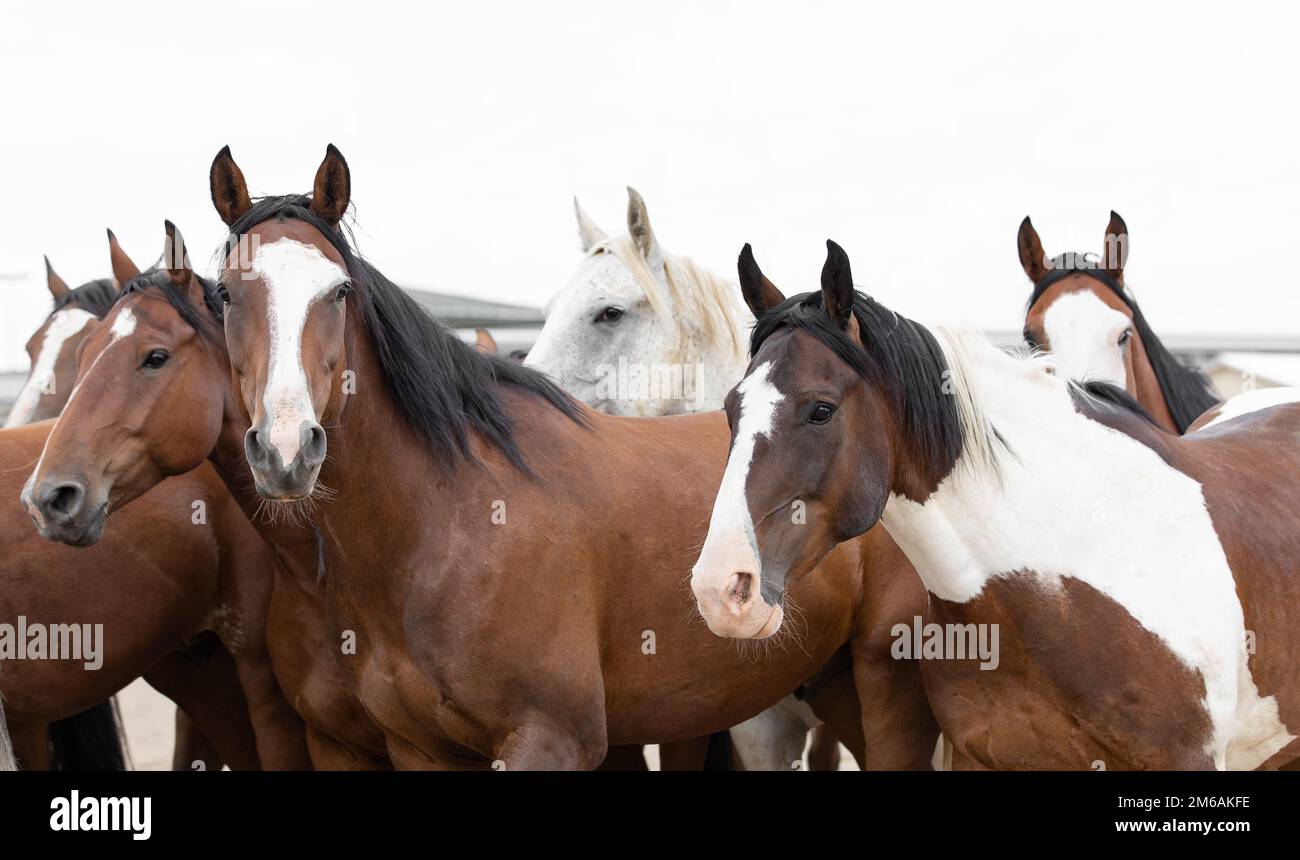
[3,1,1298,371]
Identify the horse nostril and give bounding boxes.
[726,572,755,608]
[300,422,326,463]
[244,428,273,469]
[40,481,86,521]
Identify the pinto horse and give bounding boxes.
[1018,213,1219,433]
[25,225,394,769]
[203,144,937,769]
[528,188,852,769]
[693,239,1300,769]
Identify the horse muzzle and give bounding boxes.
[244,420,327,501]
[22,477,108,547]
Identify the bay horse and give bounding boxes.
[203,144,937,769]
[693,238,1300,769]
[4,259,116,428]
[23,224,391,770]
[1018,212,1219,433]
[528,188,850,769]
[15,232,310,771]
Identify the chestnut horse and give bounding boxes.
[6,252,239,771]
[693,238,1300,769]
[1018,213,1219,433]
[23,225,392,770]
[16,232,310,771]
[202,144,936,769]
[7,419,305,769]
[3,260,117,428]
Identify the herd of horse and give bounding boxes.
[1,144,1297,771]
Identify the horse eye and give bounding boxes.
[595,306,624,324]
[142,349,170,370]
[336,282,352,301]
[216,285,231,305]
[808,402,835,424]
[1118,329,1133,347]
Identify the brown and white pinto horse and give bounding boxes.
[203,144,937,769]
[21,225,385,770]
[3,260,116,428]
[1018,213,1219,433]
[693,239,1300,770]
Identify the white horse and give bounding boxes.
[527,189,833,770]
[526,189,749,415]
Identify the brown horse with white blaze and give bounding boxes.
[205,144,938,769]
[16,230,311,771]
[21,224,385,770]
[694,239,1300,770]
[1018,212,1219,433]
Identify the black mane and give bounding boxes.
[53,278,118,318]
[1070,378,1161,428]
[116,268,225,345]
[750,289,966,480]
[224,195,583,472]
[1026,260,1218,433]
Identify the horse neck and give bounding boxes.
[1129,333,1179,432]
[879,334,1209,603]
[661,254,751,412]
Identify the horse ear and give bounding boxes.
[737,244,785,317]
[474,328,498,355]
[821,240,855,328]
[574,198,607,252]
[210,145,253,227]
[44,256,70,300]
[106,229,141,288]
[310,143,351,225]
[626,187,661,262]
[162,220,194,289]
[1017,216,1049,284]
[1103,210,1129,282]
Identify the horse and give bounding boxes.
[22,224,392,770]
[1018,212,1220,433]
[526,189,748,416]
[527,188,849,769]
[3,259,116,428]
[5,249,243,772]
[201,143,937,769]
[14,231,310,771]
[692,238,1300,769]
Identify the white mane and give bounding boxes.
[596,234,748,366]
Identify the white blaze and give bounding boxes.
[4,308,96,428]
[251,238,347,466]
[693,361,783,594]
[1041,291,1131,387]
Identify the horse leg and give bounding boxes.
[729,701,811,770]
[806,725,842,771]
[143,644,261,770]
[657,736,712,771]
[848,628,939,770]
[595,745,648,770]
[224,646,310,769]
[171,709,222,771]
[495,720,606,771]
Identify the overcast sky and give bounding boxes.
[3,1,1298,371]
